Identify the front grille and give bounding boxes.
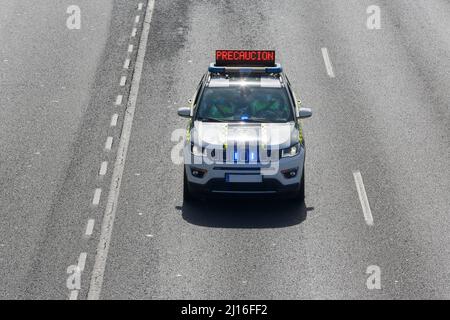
[210,143,276,164]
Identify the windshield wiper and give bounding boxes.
[240,118,273,123]
[197,117,227,122]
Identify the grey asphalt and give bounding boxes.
[0,0,142,299]
[1,0,449,299]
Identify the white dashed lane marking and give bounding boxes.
[92,188,102,206]
[67,1,149,300]
[85,219,95,236]
[69,290,79,300]
[88,0,156,300]
[115,94,123,106]
[99,161,108,176]
[110,114,118,127]
[321,47,335,78]
[77,252,87,273]
[353,171,374,226]
[123,59,130,70]
[104,137,113,151]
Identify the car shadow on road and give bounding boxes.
[179,197,313,229]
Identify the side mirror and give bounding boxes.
[177,107,191,118]
[298,107,312,119]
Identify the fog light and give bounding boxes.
[281,168,298,179]
[191,167,207,178]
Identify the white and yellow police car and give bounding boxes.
[178,50,312,202]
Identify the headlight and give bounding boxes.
[191,143,206,157]
[281,143,300,158]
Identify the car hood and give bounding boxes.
[191,121,298,149]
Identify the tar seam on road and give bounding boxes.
[353,171,374,226]
[87,0,155,300]
[321,47,335,78]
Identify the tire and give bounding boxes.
[183,168,193,203]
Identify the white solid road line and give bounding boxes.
[87,0,156,300]
[353,171,374,226]
[321,47,335,78]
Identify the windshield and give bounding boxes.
[195,86,294,123]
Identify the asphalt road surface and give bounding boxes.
[0,0,449,300]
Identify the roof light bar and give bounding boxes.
[265,65,283,73]
[208,65,226,73]
[208,63,282,74]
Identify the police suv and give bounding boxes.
[178,50,312,202]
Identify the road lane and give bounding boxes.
[308,0,450,298]
[0,0,448,300]
[97,0,449,299]
[0,0,113,298]
[98,0,374,299]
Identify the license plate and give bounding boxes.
[226,174,262,183]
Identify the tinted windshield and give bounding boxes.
[195,86,294,123]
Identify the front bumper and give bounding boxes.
[185,147,305,195]
[188,177,300,195]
